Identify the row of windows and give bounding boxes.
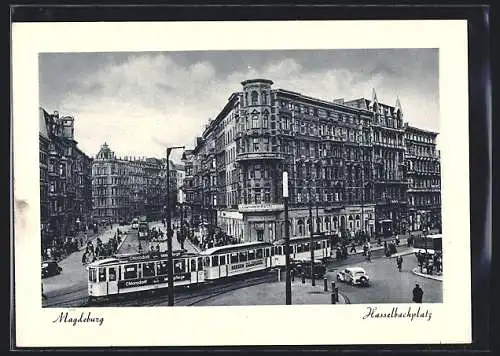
[373,131,405,146]
[89,258,203,283]
[93,208,135,217]
[409,194,441,206]
[408,178,440,189]
[407,160,440,173]
[407,144,438,158]
[406,132,436,144]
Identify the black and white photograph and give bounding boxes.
[12,20,472,347]
[39,49,443,308]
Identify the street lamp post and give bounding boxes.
[166,146,184,306]
[361,163,365,240]
[178,188,185,250]
[308,186,315,287]
[315,203,320,234]
[282,171,291,305]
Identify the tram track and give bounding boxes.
[57,271,278,308]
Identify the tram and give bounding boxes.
[272,235,332,267]
[87,237,331,301]
[87,250,204,301]
[199,241,273,281]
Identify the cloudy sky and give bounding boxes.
[39,49,439,162]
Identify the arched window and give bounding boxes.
[251,91,259,105]
[252,115,259,129]
[262,92,267,104]
[263,114,269,128]
[297,220,304,236]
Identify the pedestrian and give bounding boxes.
[366,249,372,262]
[350,242,356,253]
[155,244,161,258]
[412,283,423,303]
[396,256,403,271]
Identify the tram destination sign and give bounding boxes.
[118,273,191,289]
[230,259,264,270]
[238,203,284,213]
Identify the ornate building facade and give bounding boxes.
[39,108,93,248]
[92,143,178,223]
[404,125,441,232]
[183,79,419,243]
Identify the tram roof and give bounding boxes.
[88,250,198,266]
[199,241,272,256]
[87,257,120,268]
[274,234,328,246]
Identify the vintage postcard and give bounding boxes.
[12,20,471,347]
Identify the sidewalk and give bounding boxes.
[193,278,348,306]
[411,267,443,281]
[342,236,408,257]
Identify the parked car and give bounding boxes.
[337,267,370,286]
[118,218,126,226]
[292,259,327,279]
[42,260,62,278]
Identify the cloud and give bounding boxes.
[47,52,439,161]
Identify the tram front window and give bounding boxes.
[98,268,106,282]
[190,259,197,272]
[211,256,219,267]
[256,249,263,259]
[108,267,117,281]
[88,268,97,282]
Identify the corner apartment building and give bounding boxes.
[183,79,413,243]
[39,108,93,248]
[92,143,178,223]
[404,125,441,232]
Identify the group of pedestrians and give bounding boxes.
[81,231,121,265]
[416,250,442,275]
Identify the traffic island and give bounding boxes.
[191,279,349,306]
[411,267,443,281]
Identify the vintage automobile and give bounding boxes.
[41,260,62,278]
[336,267,370,286]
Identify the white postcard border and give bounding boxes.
[12,20,471,346]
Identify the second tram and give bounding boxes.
[199,241,273,280]
[272,235,332,267]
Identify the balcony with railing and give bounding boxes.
[236,151,285,162]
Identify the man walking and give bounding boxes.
[412,283,423,303]
[396,255,403,271]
